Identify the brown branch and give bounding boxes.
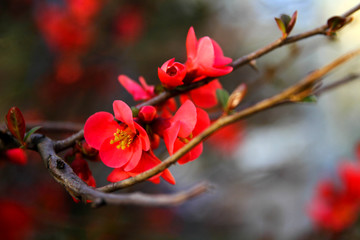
[97,48,360,192]
[314,73,360,96]
[230,3,360,70]
[3,3,358,202]
[28,133,210,207]
[135,3,360,109]
[26,121,83,133]
[54,129,84,152]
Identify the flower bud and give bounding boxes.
[158,58,186,88]
[226,83,247,112]
[138,106,157,123]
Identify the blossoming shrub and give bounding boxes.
[84,27,232,184]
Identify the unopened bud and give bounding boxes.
[227,84,247,111]
[138,106,157,123]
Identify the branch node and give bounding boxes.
[56,158,65,170]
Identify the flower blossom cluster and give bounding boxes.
[308,144,360,232]
[35,0,104,83]
[84,27,233,185]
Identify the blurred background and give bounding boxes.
[1,0,360,239]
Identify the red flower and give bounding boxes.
[4,148,27,165]
[185,26,233,81]
[70,153,96,187]
[66,0,102,24]
[36,6,93,53]
[158,58,187,88]
[113,4,145,44]
[339,161,360,199]
[308,158,360,232]
[118,74,177,118]
[84,100,150,170]
[107,150,175,185]
[162,100,210,164]
[118,75,155,101]
[308,180,359,232]
[180,79,223,109]
[0,199,32,240]
[207,121,245,155]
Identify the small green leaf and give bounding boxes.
[280,14,291,28]
[23,126,42,143]
[275,17,287,35]
[155,84,165,94]
[216,89,230,110]
[301,95,317,103]
[131,107,139,117]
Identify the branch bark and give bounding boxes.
[98,48,360,192]
[28,133,210,207]
[136,3,360,109]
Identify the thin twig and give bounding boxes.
[97,48,360,192]
[26,121,83,133]
[54,129,84,152]
[314,73,360,96]
[135,3,360,109]
[231,3,359,69]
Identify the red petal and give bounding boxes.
[84,112,119,149]
[160,58,175,70]
[188,143,203,163]
[5,148,27,165]
[118,75,149,101]
[163,121,181,155]
[157,67,173,87]
[135,122,150,151]
[173,100,197,138]
[140,151,175,184]
[113,100,135,132]
[186,26,197,60]
[195,37,215,69]
[161,169,176,185]
[199,65,233,77]
[189,80,222,108]
[71,153,96,187]
[124,138,142,171]
[172,139,190,163]
[178,142,203,164]
[107,168,131,182]
[180,94,190,105]
[99,137,134,168]
[193,108,210,136]
[138,105,157,123]
[212,40,232,66]
[138,76,155,96]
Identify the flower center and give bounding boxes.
[110,128,135,150]
[166,66,178,76]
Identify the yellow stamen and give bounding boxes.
[110,128,135,150]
